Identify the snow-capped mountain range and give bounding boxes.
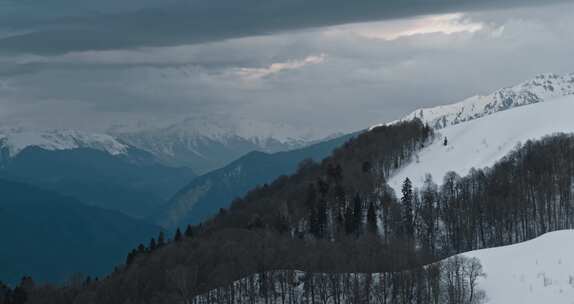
[0,127,129,159]
[0,116,327,174]
[375,73,574,130]
[110,116,329,174]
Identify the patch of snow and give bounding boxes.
[461,230,574,304]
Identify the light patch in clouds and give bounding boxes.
[236,54,327,80]
[326,13,484,40]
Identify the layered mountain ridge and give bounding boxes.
[112,116,330,174]
[374,73,574,130]
[0,116,329,175]
[0,127,129,164]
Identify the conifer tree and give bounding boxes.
[137,243,146,254]
[401,177,415,238]
[185,225,194,238]
[174,228,182,242]
[149,238,157,251]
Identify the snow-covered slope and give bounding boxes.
[388,93,574,190]
[0,127,129,158]
[375,73,574,130]
[461,230,574,304]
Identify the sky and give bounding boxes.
[0,0,573,138]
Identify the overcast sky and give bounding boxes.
[0,0,573,137]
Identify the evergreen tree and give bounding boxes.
[422,123,431,143]
[401,178,415,238]
[185,224,194,238]
[148,238,157,251]
[137,243,146,254]
[174,228,182,242]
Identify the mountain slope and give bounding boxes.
[0,179,159,285]
[462,230,574,304]
[375,73,574,130]
[389,92,574,190]
[0,146,195,218]
[156,132,355,228]
[0,128,196,218]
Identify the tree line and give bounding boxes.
[190,255,485,304]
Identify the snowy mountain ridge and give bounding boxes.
[388,90,574,191]
[110,115,323,149]
[0,116,326,174]
[375,73,574,130]
[0,127,129,158]
[111,116,330,174]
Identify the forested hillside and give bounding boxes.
[12,123,574,304]
[157,133,355,228]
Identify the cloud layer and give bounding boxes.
[0,1,573,138]
[0,0,568,55]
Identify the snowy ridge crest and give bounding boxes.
[376,73,574,130]
[111,116,324,161]
[111,115,322,146]
[0,127,129,157]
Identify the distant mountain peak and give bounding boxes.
[0,127,129,158]
[111,115,323,144]
[111,116,332,174]
[374,72,574,130]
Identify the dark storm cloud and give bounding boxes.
[0,0,568,55]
